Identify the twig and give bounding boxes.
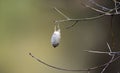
[101,42,116,73]
[66,21,79,29]
[89,55,120,70]
[80,0,120,15]
[85,50,120,55]
[85,42,120,73]
[29,53,89,72]
[54,4,120,23]
[54,7,70,20]
[84,4,111,15]
[107,42,112,53]
[85,43,120,55]
[84,50,110,54]
[113,0,119,14]
[55,14,105,23]
[101,54,115,73]
[29,51,120,72]
[88,0,111,11]
[79,0,111,15]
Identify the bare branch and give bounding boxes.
[84,42,120,73]
[101,55,115,73]
[85,4,111,15]
[89,55,120,70]
[29,53,89,72]
[29,52,120,72]
[79,1,111,15]
[85,50,120,56]
[82,0,120,15]
[113,0,119,14]
[54,7,70,20]
[66,21,79,29]
[107,42,112,53]
[55,4,120,24]
[88,0,111,11]
[84,50,110,54]
[56,14,105,23]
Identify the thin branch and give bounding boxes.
[55,5,120,24]
[85,50,120,55]
[101,54,115,73]
[107,42,112,53]
[54,7,70,20]
[113,0,119,14]
[29,53,88,72]
[84,42,120,73]
[56,14,105,23]
[85,4,111,15]
[52,0,120,30]
[82,0,120,15]
[29,52,120,72]
[85,42,111,55]
[89,55,120,70]
[88,0,111,11]
[79,1,111,15]
[84,50,110,54]
[66,21,79,29]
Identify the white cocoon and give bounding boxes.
[51,29,61,48]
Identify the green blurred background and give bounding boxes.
[0,0,119,73]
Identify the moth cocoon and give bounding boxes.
[51,25,61,48]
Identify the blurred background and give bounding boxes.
[0,0,119,73]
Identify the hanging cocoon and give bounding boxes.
[51,24,61,48]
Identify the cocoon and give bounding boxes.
[51,25,61,48]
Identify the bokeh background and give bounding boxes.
[0,0,119,73]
